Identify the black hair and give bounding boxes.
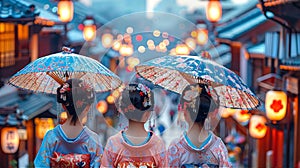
[118,83,154,121]
[57,79,94,125]
[180,83,218,124]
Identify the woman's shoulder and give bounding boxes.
[83,127,99,137]
[46,125,60,138]
[210,133,225,144]
[206,133,227,152]
[82,127,103,143]
[39,125,61,145]
[106,131,123,144]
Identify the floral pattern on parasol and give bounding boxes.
[135,55,260,109]
[9,47,122,94]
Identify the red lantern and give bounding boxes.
[234,109,251,123]
[249,115,267,139]
[265,90,287,121]
[219,108,236,118]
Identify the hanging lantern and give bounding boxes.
[185,38,196,50]
[196,25,208,45]
[119,44,133,56]
[249,115,267,139]
[35,118,55,139]
[219,108,236,118]
[57,0,74,22]
[206,0,222,22]
[59,111,68,124]
[97,100,108,114]
[112,40,122,51]
[106,95,115,104]
[265,90,287,121]
[234,109,251,123]
[17,127,27,140]
[175,44,190,55]
[102,33,114,48]
[1,127,19,154]
[83,17,96,42]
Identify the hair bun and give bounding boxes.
[56,79,94,106]
[125,83,153,111]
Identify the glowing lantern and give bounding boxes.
[57,0,74,22]
[185,38,196,50]
[196,26,208,45]
[265,90,287,121]
[175,44,190,55]
[102,33,114,48]
[17,128,27,140]
[97,100,108,114]
[59,111,68,124]
[1,127,19,154]
[119,44,133,56]
[107,95,115,104]
[206,0,222,22]
[112,90,120,98]
[249,115,267,139]
[234,109,251,123]
[35,118,54,139]
[112,41,121,51]
[83,17,96,42]
[220,108,236,118]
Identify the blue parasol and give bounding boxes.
[135,55,260,109]
[9,47,122,94]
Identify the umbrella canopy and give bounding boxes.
[9,48,122,94]
[135,55,260,109]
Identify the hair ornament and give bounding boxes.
[59,83,71,102]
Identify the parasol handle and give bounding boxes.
[46,72,64,85]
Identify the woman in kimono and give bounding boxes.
[101,83,168,167]
[168,83,231,167]
[34,79,103,168]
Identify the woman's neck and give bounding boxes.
[123,120,149,145]
[187,123,209,147]
[126,120,147,136]
[61,118,84,139]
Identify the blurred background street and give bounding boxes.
[0,0,300,167]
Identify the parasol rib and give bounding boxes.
[46,72,64,85]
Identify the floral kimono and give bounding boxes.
[168,131,231,167]
[101,131,168,167]
[34,125,103,168]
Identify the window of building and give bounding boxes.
[17,24,29,58]
[0,22,15,68]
